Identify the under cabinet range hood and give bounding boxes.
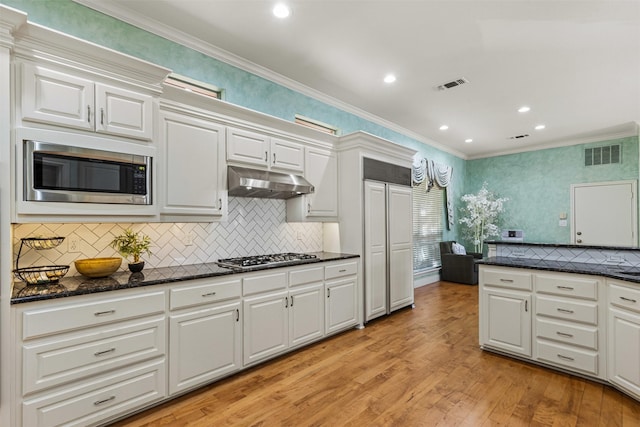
[227,166,314,199]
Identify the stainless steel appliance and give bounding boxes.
[218,253,317,269]
[24,140,151,205]
[227,166,314,199]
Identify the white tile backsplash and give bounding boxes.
[13,198,323,276]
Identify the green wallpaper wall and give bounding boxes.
[464,136,639,244]
[3,0,638,246]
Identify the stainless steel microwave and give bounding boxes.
[24,140,152,205]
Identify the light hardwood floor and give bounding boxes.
[111,282,640,426]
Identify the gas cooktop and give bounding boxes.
[217,253,318,269]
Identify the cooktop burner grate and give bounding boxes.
[217,253,317,268]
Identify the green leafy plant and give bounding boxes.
[110,229,152,264]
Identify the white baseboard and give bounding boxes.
[413,269,441,288]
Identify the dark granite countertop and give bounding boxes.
[11,252,360,304]
[484,240,640,251]
[478,256,640,284]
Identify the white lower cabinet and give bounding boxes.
[168,277,242,395]
[16,290,167,427]
[243,266,327,366]
[607,281,640,400]
[13,259,360,426]
[325,261,359,335]
[479,267,533,358]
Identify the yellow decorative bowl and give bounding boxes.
[74,257,122,278]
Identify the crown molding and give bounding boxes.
[72,0,464,159]
[467,122,639,160]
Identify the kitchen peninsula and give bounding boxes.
[478,241,640,402]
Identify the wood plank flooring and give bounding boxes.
[110,282,640,427]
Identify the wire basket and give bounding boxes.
[13,265,70,285]
[21,237,65,250]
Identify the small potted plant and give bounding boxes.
[110,229,152,273]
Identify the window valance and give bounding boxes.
[412,157,454,229]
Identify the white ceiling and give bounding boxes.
[78,0,640,159]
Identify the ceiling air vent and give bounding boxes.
[508,134,530,140]
[585,144,621,166]
[436,77,469,91]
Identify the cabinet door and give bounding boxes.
[271,137,304,173]
[159,110,225,217]
[608,307,640,399]
[169,301,241,395]
[305,147,338,217]
[226,127,270,167]
[481,288,532,357]
[243,290,288,365]
[21,63,94,130]
[289,283,324,348]
[325,276,358,335]
[388,184,414,312]
[364,181,387,321]
[96,83,153,140]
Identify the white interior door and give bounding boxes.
[571,180,637,247]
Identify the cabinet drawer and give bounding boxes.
[536,296,598,325]
[481,267,532,291]
[609,282,640,314]
[535,274,598,300]
[243,272,287,296]
[23,291,166,340]
[289,266,324,287]
[536,317,598,350]
[325,261,357,280]
[170,278,241,310]
[22,359,165,427]
[536,340,598,375]
[23,317,165,394]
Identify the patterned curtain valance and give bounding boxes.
[412,156,455,230]
[412,157,453,189]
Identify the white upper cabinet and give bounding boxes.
[226,127,304,173]
[287,146,338,221]
[158,108,226,219]
[21,63,154,140]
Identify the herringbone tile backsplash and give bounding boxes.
[13,198,323,276]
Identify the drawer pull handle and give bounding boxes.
[620,296,637,303]
[87,105,91,122]
[500,279,514,283]
[556,331,574,338]
[202,292,217,298]
[94,310,115,316]
[94,396,116,406]
[236,308,239,322]
[339,269,347,273]
[557,354,575,362]
[94,348,116,357]
[557,286,574,291]
[557,308,574,314]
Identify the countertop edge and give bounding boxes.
[11,252,360,304]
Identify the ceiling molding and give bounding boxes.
[467,125,639,160]
[72,0,465,159]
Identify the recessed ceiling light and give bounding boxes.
[465,138,473,143]
[518,106,531,113]
[383,74,396,84]
[273,3,291,18]
[439,125,449,131]
[535,124,546,130]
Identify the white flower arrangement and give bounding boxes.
[459,183,508,253]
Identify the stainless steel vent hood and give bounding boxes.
[227,166,314,199]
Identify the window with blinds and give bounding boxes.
[413,181,444,272]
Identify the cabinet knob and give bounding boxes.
[576,231,582,236]
[577,239,582,243]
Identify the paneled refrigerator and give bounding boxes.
[364,175,414,322]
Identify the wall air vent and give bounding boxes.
[585,144,621,166]
[436,77,469,91]
[508,134,530,140]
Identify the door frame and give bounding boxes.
[570,180,638,246]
